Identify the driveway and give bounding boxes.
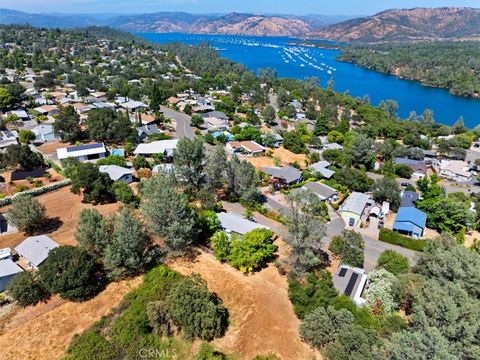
[160,105,196,139]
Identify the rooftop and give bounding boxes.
[134,139,179,155]
[217,212,270,235]
[57,143,107,160]
[394,207,427,230]
[15,235,59,267]
[262,166,302,184]
[341,192,371,216]
[0,258,23,278]
[99,165,133,181]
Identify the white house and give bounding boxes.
[333,265,367,306]
[439,160,472,182]
[31,124,58,143]
[134,140,179,157]
[226,141,266,156]
[57,143,107,162]
[217,212,270,236]
[0,130,18,149]
[99,165,134,184]
[0,258,23,292]
[120,100,148,112]
[339,192,371,227]
[15,235,59,269]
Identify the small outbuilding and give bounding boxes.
[15,235,59,269]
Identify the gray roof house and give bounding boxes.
[137,124,160,142]
[15,235,59,269]
[262,166,303,185]
[99,165,134,184]
[302,182,338,201]
[340,192,371,227]
[217,212,270,236]
[400,191,419,207]
[0,130,18,149]
[333,265,367,306]
[31,124,58,143]
[309,161,335,179]
[0,259,23,292]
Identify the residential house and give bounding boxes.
[134,140,179,157]
[394,158,427,179]
[0,130,18,149]
[309,161,335,179]
[217,212,270,236]
[137,124,161,142]
[120,100,148,112]
[72,102,92,115]
[340,192,371,227]
[15,235,59,269]
[33,105,60,116]
[439,160,472,182]
[31,124,58,143]
[322,142,343,151]
[262,166,303,186]
[99,165,134,184]
[400,191,419,208]
[298,181,338,202]
[8,110,30,121]
[333,265,367,306]
[0,258,23,292]
[201,111,230,131]
[226,141,265,156]
[57,143,107,162]
[392,207,427,238]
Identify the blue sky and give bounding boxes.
[3,0,479,15]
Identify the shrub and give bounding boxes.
[227,229,277,273]
[7,271,50,307]
[379,229,427,251]
[8,195,47,234]
[39,246,104,302]
[376,250,410,275]
[64,329,119,360]
[96,156,127,167]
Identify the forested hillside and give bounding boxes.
[339,42,480,98]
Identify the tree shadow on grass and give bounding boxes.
[41,216,63,234]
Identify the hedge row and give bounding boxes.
[0,179,72,207]
[378,228,427,252]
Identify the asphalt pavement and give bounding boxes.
[160,105,196,139]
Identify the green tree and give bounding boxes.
[346,133,375,168]
[8,195,47,235]
[66,160,114,204]
[1,144,45,171]
[262,105,276,124]
[53,106,82,142]
[75,209,112,258]
[39,246,103,302]
[364,269,397,313]
[283,130,307,154]
[96,155,128,167]
[227,229,277,273]
[329,230,364,268]
[173,137,205,193]
[132,155,150,170]
[103,208,152,279]
[0,87,15,111]
[227,155,260,203]
[167,275,228,340]
[191,114,204,128]
[211,230,230,262]
[141,175,198,254]
[283,191,327,276]
[376,250,410,275]
[7,271,49,307]
[87,108,136,143]
[323,325,380,360]
[112,181,139,207]
[373,177,401,212]
[205,145,228,193]
[300,306,354,349]
[333,168,374,193]
[18,129,35,144]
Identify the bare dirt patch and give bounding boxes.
[0,186,120,250]
[0,277,142,360]
[246,147,308,170]
[168,250,319,360]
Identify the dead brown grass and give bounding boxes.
[0,277,142,360]
[0,186,121,250]
[246,147,308,170]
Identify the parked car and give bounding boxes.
[378,220,385,229]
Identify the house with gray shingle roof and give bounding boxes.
[15,235,59,269]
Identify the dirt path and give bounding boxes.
[169,250,319,360]
[0,277,142,360]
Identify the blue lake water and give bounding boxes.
[139,33,480,128]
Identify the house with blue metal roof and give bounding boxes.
[392,207,427,238]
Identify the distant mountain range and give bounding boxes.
[2,7,480,41]
[0,9,351,37]
[312,7,480,42]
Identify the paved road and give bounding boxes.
[160,105,196,139]
[367,171,480,195]
[226,197,417,273]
